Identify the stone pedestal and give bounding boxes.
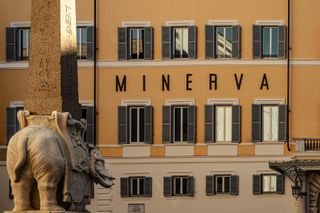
[5,211,84,213]
[24,0,81,119]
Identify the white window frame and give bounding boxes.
[262,26,278,58]
[18,28,30,61]
[172,27,189,59]
[172,106,188,142]
[215,175,231,194]
[215,26,233,58]
[262,174,277,193]
[77,26,88,59]
[262,105,279,142]
[129,28,144,59]
[215,105,232,142]
[173,176,188,195]
[128,106,145,143]
[130,177,145,196]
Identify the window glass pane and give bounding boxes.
[183,107,188,141]
[270,175,277,192]
[224,177,230,193]
[263,175,270,192]
[174,107,181,141]
[225,107,232,141]
[174,28,182,58]
[132,178,138,195]
[271,106,279,141]
[216,27,225,58]
[131,108,138,142]
[131,29,138,59]
[81,28,88,59]
[182,28,189,58]
[263,106,271,141]
[21,29,29,60]
[271,27,278,57]
[175,178,181,194]
[77,28,81,57]
[225,27,232,58]
[139,108,145,142]
[139,178,145,195]
[139,29,144,58]
[263,28,270,57]
[216,176,223,193]
[216,107,224,141]
[182,177,188,194]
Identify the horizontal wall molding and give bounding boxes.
[2,59,320,69]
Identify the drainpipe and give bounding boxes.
[286,0,291,151]
[93,0,97,145]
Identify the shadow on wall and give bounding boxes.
[0,163,14,212]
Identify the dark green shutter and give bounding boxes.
[118,27,128,60]
[85,106,95,144]
[162,106,171,144]
[253,175,262,195]
[120,177,129,197]
[162,26,172,59]
[144,177,152,197]
[232,105,241,143]
[276,175,285,194]
[206,175,214,195]
[230,175,239,195]
[205,25,215,59]
[204,105,215,143]
[86,26,94,60]
[118,106,128,144]
[144,106,153,144]
[252,25,262,59]
[278,26,287,59]
[188,26,197,59]
[144,27,153,60]
[278,105,287,142]
[6,27,17,61]
[187,105,196,143]
[252,104,262,142]
[6,107,23,144]
[232,25,241,59]
[187,176,194,196]
[163,176,172,197]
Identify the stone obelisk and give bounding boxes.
[25,0,81,119]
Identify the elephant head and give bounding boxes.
[87,144,115,188]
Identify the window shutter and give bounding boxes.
[86,26,94,60]
[278,104,287,142]
[144,177,152,197]
[85,106,95,144]
[253,175,262,195]
[162,26,172,59]
[232,105,241,143]
[232,25,241,59]
[120,177,129,197]
[187,105,196,144]
[162,105,171,144]
[230,175,239,195]
[276,175,285,194]
[204,105,215,143]
[187,176,195,196]
[6,107,23,144]
[118,27,128,60]
[206,175,214,195]
[205,25,215,59]
[252,25,262,59]
[144,27,153,60]
[278,25,287,59]
[188,26,197,59]
[6,27,17,61]
[144,106,153,144]
[118,106,128,144]
[163,176,172,197]
[252,104,262,142]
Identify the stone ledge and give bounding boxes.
[4,211,85,213]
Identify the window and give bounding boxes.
[262,106,278,141]
[162,105,196,144]
[204,104,241,143]
[253,174,284,194]
[77,27,88,59]
[205,25,240,59]
[118,27,153,60]
[18,28,30,61]
[6,106,24,144]
[118,105,153,144]
[162,25,197,59]
[81,105,95,144]
[251,104,287,142]
[216,27,232,58]
[120,177,152,197]
[206,175,239,195]
[215,106,232,142]
[252,25,286,59]
[129,106,145,143]
[164,176,194,197]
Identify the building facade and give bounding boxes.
[1,0,320,212]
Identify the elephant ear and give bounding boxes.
[17,110,30,129]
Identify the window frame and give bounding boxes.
[215,175,231,194]
[215,105,233,142]
[262,174,277,194]
[130,176,146,197]
[76,26,88,60]
[129,27,145,60]
[215,26,233,59]
[172,26,189,59]
[17,27,30,61]
[262,26,278,58]
[172,176,189,196]
[128,106,145,143]
[262,104,279,142]
[172,105,188,143]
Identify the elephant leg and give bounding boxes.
[12,178,34,211]
[38,181,64,211]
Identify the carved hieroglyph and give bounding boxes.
[24,0,81,119]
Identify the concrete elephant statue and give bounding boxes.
[6,124,114,211]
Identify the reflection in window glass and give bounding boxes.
[173,106,188,142]
[216,106,232,142]
[263,175,277,193]
[263,27,278,58]
[129,107,145,143]
[173,27,188,58]
[130,177,145,196]
[77,27,88,59]
[130,28,144,59]
[19,28,30,61]
[263,106,278,141]
[173,176,188,195]
[216,176,231,193]
[216,27,232,58]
